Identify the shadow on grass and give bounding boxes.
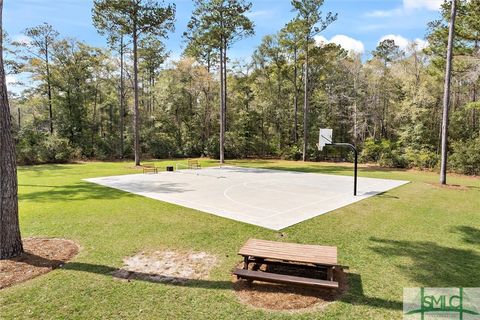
[341,273,403,311]
[17,164,81,178]
[369,236,480,287]
[19,182,136,203]
[63,262,234,290]
[452,226,480,245]
[18,164,77,172]
[373,193,400,199]
[13,260,400,311]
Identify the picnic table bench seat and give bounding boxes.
[187,159,201,169]
[234,239,343,289]
[142,163,158,174]
[234,268,339,288]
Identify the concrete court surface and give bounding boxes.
[85,166,409,230]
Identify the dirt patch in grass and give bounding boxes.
[0,238,79,290]
[233,263,347,312]
[427,182,470,190]
[112,250,217,283]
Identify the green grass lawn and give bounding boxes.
[1,159,479,319]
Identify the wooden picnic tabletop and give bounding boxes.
[238,239,338,266]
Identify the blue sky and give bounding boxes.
[5,0,442,63]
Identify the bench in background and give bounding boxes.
[143,163,158,174]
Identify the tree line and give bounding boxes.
[4,0,480,176]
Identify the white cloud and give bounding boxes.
[379,35,429,51]
[403,0,442,11]
[12,34,31,45]
[246,10,274,18]
[414,38,429,50]
[6,75,16,86]
[365,8,403,18]
[315,35,365,54]
[365,0,441,17]
[315,35,328,44]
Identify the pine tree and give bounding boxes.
[0,0,23,260]
[93,0,175,166]
[185,0,254,163]
[440,0,458,185]
[291,0,337,161]
[14,23,58,134]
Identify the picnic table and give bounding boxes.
[233,239,342,289]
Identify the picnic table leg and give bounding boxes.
[327,266,335,281]
[241,256,254,284]
[243,256,250,270]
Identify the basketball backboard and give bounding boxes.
[318,128,333,151]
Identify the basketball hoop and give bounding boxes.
[317,128,358,196]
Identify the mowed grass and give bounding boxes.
[0,159,479,319]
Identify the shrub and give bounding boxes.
[181,139,203,158]
[225,132,248,159]
[143,132,177,159]
[16,127,77,164]
[93,136,119,160]
[378,149,407,168]
[205,135,220,159]
[450,137,480,175]
[40,134,77,163]
[404,147,439,169]
[360,139,406,167]
[360,138,383,163]
[281,145,302,161]
[16,126,45,164]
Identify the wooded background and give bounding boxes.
[4,0,480,175]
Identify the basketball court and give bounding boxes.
[85,166,409,230]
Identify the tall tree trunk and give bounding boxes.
[302,37,309,162]
[91,84,98,155]
[223,40,227,135]
[473,85,478,133]
[219,41,225,164]
[150,70,154,114]
[0,0,23,259]
[45,44,53,134]
[203,89,210,149]
[474,39,479,134]
[119,36,125,159]
[293,46,298,143]
[440,0,457,185]
[353,77,358,144]
[152,73,155,113]
[133,19,141,166]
